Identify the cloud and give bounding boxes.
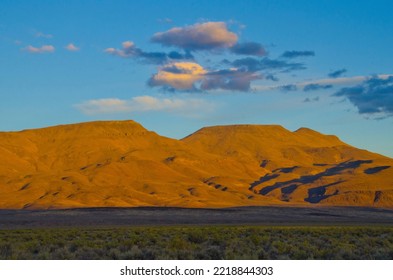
[232,57,306,72]
[333,76,393,117]
[265,73,279,81]
[158,18,173,23]
[281,50,315,59]
[167,50,194,60]
[22,45,55,53]
[279,84,298,91]
[76,98,130,114]
[34,31,53,39]
[104,22,314,91]
[138,52,168,64]
[105,41,193,64]
[303,97,320,103]
[146,55,308,91]
[105,41,141,58]
[230,42,266,56]
[148,61,262,91]
[148,62,207,90]
[303,83,333,92]
[252,74,393,92]
[231,57,262,72]
[75,95,214,116]
[201,69,262,91]
[151,21,238,50]
[328,68,347,78]
[297,75,386,87]
[65,43,80,51]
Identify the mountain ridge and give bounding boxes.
[0,120,392,209]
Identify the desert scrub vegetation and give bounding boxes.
[0,226,392,260]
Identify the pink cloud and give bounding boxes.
[23,45,55,54]
[34,31,53,39]
[104,41,137,57]
[151,21,238,50]
[75,95,214,117]
[65,43,80,51]
[149,62,207,90]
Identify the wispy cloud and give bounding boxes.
[22,45,55,53]
[252,74,393,92]
[105,41,138,58]
[232,57,306,72]
[277,83,336,93]
[65,43,80,51]
[281,50,315,59]
[279,84,298,91]
[157,18,173,24]
[303,83,333,92]
[151,21,238,50]
[328,68,347,78]
[105,41,193,64]
[75,95,214,117]
[201,69,261,91]
[34,31,53,39]
[265,73,279,81]
[303,96,320,103]
[230,42,266,56]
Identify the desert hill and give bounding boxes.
[0,120,392,209]
[182,125,393,206]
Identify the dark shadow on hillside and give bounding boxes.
[280,184,299,201]
[273,166,298,173]
[259,160,373,196]
[305,181,343,203]
[374,191,382,203]
[364,166,390,174]
[249,173,280,190]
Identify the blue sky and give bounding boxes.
[1,0,392,157]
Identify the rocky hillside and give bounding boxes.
[0,120,392,209]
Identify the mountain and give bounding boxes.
[0,120,392,209]
[182,125,393,206]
